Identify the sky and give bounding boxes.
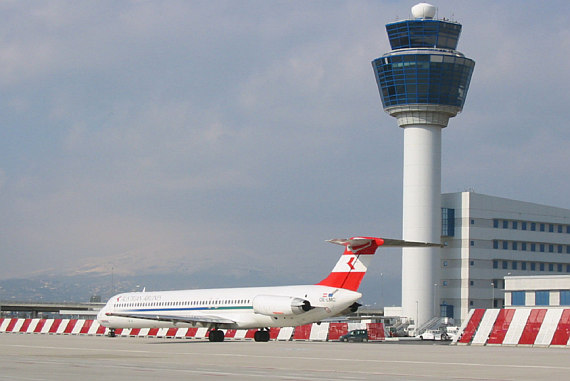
[1,1,570,305]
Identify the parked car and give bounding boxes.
[339,329,368,342]
[417,329,450,341]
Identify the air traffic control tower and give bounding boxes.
[371,3,474,327]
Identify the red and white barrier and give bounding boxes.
[0,318,385,341]
[454,308,570,347]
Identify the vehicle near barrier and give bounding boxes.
[418,329,450,341]
[339,329,368,342]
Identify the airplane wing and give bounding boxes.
[105,312,236,326]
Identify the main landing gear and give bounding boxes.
[208,329,225,342]
[254,329,270,342]
[108,328,116,337]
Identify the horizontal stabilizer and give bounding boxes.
[380,238,443,247]
[327,237,442,250]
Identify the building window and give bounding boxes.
[558,245,563,253]
[470,260,475,266]
[540,223,545,232]
[470,280,474,286]
[513,221,518,230]
[443,260,448,267]
[522,221,527,230]
[540,244,545,252]
[549,244,554,253]
[522,242,527,251]
[540,263,545,271]
[567,226,570,234]
[512,291,525,306]
[503,241,508,250]
[531,243,536,252]
[469,300,474,306]
[549,224,554,232]
[442,280,448,286]
[535,291,549,306]
[558,225,563,233]
[470,240,474,246]
[441,208,455,236]
[512,261,518,270]
[471,219,475,225]
[531,223,536,231]
[557,264,563,272]
[493,240,499,249]
[493,260,498,269]
[521,261,527,270]
[567,246,570,254]
[549,263,554,272]
[493,219,499,228]
[561,291,570,305]
[531,262,536,271]
[503,220,509,229]
[502,261,508,269]
[512,241,518,250]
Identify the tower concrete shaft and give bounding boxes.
[371,3,474,327]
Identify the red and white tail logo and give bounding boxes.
[316,236,440,291]
[316,237,384,291]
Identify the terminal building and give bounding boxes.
[439,192,570,323]
[504,275,570,309]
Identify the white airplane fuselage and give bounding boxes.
[97,284,361,330]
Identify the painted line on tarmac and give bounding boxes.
[3,343,570,373]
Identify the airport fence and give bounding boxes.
[0,318,385,342]
[453,308,570,347]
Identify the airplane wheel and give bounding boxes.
[209,329,225,342]
[254,330,270,342]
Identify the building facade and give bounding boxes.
[439,192,570,323]
[504,275,570,308]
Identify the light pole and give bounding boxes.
[433,283,438,317]
[491,282,495,308]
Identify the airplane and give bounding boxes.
[97,236,440,342]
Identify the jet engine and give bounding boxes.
[333,302,362,317]
[252,295,312,317]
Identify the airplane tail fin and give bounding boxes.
[316,237,441,291]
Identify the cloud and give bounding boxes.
[1,1,569,309]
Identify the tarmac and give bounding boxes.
[1,334,569,380]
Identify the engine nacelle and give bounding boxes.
[334,302,362,317]
[252,295,312,317]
